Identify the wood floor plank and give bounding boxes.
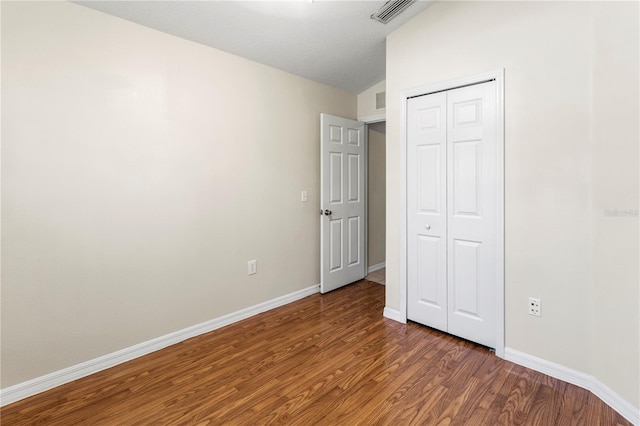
[497,365,543,425]
[1,280,632,425]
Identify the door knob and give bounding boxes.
[425,225,431,230]
[324,209,332,216]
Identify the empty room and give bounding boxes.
[1,1,638,424]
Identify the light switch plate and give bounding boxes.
[248,260,257,275]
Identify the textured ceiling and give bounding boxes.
[76,1,435,94]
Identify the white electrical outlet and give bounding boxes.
[248,260,257,275]
[529,297,541,317]
[301,190,308,202]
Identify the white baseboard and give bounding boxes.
[0,284,320,407]
[383,307,406,323]
[367,262,385,274]
[505,347,639,425]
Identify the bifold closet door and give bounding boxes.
[407,81,497,349]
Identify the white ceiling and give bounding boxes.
[75,1,435,94]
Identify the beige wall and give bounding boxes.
[590,2,639,407]
[386,1,638,408]
[367,123,386,268]
[1,1,356,387]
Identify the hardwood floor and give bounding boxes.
[1,280,631,425]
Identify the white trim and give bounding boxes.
[505,348,640,425]
[398,81,409,328]
[0,284,320,407]
[364,121,369,282]
[358,113,385,124]
[383,307,406,323]
[494,69,505,359]
[398,70,506,359]
[367,262,386,274]
[591,380,640,426]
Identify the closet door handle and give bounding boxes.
[425,225,431,230]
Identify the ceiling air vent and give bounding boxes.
[371,0,416,24]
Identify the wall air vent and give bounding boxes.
[371,0,416,24]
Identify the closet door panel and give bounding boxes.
[407,93,448,331]
[447,81,497,348]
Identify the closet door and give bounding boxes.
[406,92,448,330]
[407,81,497,349]
[446,81,497,348]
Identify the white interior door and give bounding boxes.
[407,81,498,348]
[321,114,366,293]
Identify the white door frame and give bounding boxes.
[398,69,505,358]
[360,115,385,277]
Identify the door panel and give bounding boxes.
[418,145,441,214]
[417,235,443,305]
[347,154,360,202]
[329,219,343,272]
[321,114,365,293]
[348,216,360,266]
[447,81,497,348]
[407,92,447,330]
[452,140,481,217]
[451,238,481,318]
